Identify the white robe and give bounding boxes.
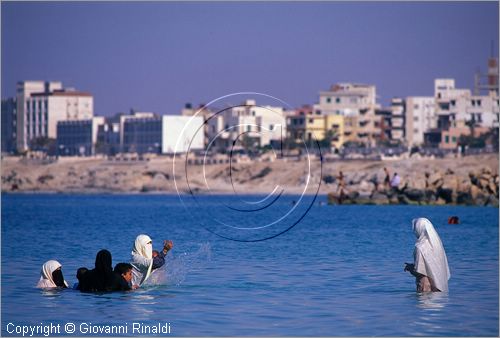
[130,234,153,287]
[412,218,451,292]
[36,260,69,288]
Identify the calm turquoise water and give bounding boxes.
[1,194,498,336]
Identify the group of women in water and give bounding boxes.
[36,234,173,292]
[36,218,451,293]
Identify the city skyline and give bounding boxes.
[2,2,499,116]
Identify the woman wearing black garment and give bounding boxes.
[79,249,122,292]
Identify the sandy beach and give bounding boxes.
[1,154,498,201]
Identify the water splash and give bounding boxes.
[145,243,212,286]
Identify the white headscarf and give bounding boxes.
[412,218,451,292]
[131,234,153,286]
[36,260,69,288]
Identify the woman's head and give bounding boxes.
[412,218,442,249]
[95,249,112,274]
[133,234,153,259]
[76,267,88,282]
[114,263,133,283]
[412,218,429,239]
[41,260,67,288]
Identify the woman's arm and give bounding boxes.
[152,240,174,270]
[404,263,425,278]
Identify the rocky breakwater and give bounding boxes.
[327,167,499,207]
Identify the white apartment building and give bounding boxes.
[208,100,286,151]
[405,97,436,146]
[435,78,499,129]
[313,83,380,146]
[16,81,93,152]
[162,115,204,154]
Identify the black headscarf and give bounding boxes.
[80,249,120,292]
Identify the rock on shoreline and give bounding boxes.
[327,165,499,207]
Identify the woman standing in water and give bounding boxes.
[130,234,173,287]
[36,260,69,288]
[404,218,451,292]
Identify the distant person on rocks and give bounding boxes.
[383,167,391,189]
[369,173,379,192]
[336,171,347,204]
[36,260,69,289]
[448,216,460,224]
[424,172,431,189]
[390,173,401,190]
[404,218,450,292]
[130,234,173,287]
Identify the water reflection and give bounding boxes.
[40,288,65,298]
[417,292,449,311]
[407,292,450,335]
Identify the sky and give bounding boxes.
[2,1,499,116]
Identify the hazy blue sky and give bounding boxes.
[2,2,498,115]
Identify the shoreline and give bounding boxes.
[2,154,498,206]
[2,190,498,208]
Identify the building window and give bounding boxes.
[477,100,482,107]
[269,124,274,131]
[444,135,449,143]
[326,97,331,103]
[247,125,251,132]
[335,97,340,103]
[308,118,313,123]
[413,129,419,133]
[414,104,419,109]
[252,111,256,116]
[414,117,419,121]
[315,110,321,115]
[450,100,456,106]
[452,136,457,143]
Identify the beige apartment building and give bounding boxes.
[313,83,380,146]
[16,81,93,152]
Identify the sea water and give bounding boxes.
[1,194,498,336]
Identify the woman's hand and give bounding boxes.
[163,240,174,252]
[404,263,414,272]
